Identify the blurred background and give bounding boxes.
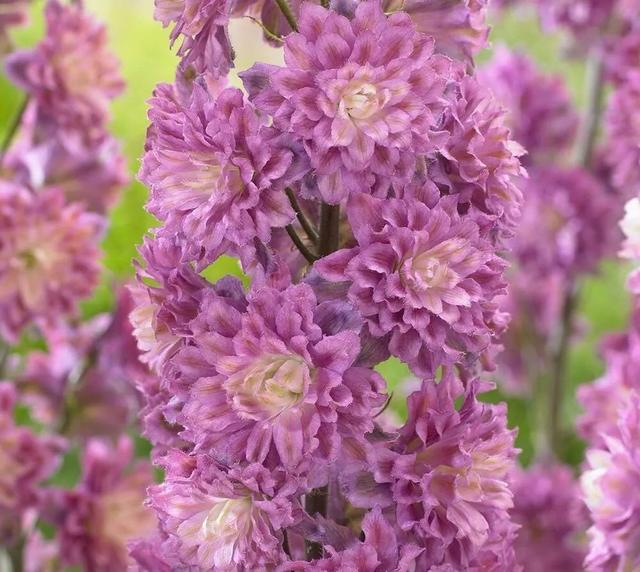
[0,0,629,466]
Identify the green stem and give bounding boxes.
[274,0,298,32]
[0,96,28,166]
[286,187,318,243]
[285,224,318,264]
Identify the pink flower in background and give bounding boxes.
[511,464,587,571]
[6,0,124,141]
[0,183,102,341]
[141,83,303,267]
[318,193,507,376]
[479,48,579,165]
[384,0,490,63]
[581,395,640,571]
[244,0,451,203]
[0,383,63,541]
[150,453,297,570]
[54,437,156,572]
[0,0,30,49]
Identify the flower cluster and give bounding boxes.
[131,0,525,568]
[0,1,147,569]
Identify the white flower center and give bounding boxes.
[341,82,380,121]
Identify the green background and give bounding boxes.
[0,2,629,467]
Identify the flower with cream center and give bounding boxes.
[340,80,383,122]
[225,354,310,420]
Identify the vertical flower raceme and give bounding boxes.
[134,0,525,566]
[0,183,102,341]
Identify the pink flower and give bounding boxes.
[55,437,156,572]
[317,193,507,376]
[0,183,102,341]
[243,1,451,203]
[141,83,303,267]
[6,0,125,142]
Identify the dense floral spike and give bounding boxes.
[0,183,102,341]
[151,453,297,570]
[479,48,579,165]
[0,382,63,544]
[141,83,304,267]
[154,0,233,80]
[243,1,451,203]
[318,193,507,376]
[179,279,387,471]
[581,394,640,571]
[429,73,525,238]
[384,0,489,64]
[53,437,156,572]
[511,464,587,571]
[5,0,124,142]
[343,376,518,569]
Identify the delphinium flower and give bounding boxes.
[340,373,518,569]
[179,279,387,471]
[5,0,125,142]
[510,463,587,571]
[581,394,640,571]
[243,1,452,203]
[428,72,526,239]
[578,307,640,445]
[150,452,299,570]
[479,48,580,165]
[383,0,490,64]
[0,183,102,341]
[317,192,508,376]
[153,0,233,81]
[0,382,63,545]
[140,83,304,268]
[49,437,156,572]
[4,102,129,214]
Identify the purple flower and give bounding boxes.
[4,103,129,214]
[605,83,640,195]
[0,382,63,542]
[317,193,507,376]
[283,506,423,571]
[150,452,296,570]
[533,0,618,44]
[54,437,156,572]
[581,394,640,571]
[479,48,579,165]
[511,464,587,571]
[342,375,518,568]
[141,83,302,267]
[6,0,125,142]
[243,1,451,203]
[179,280,387,471]
[578,308,640,446]
[429,73,525,238]
[512,166,620,280]
[154,0,233,79]
[0,183,102,341]
[384,0,490,64]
